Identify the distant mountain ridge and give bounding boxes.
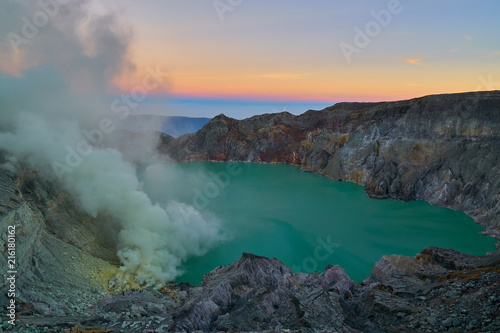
[118,115,211,137]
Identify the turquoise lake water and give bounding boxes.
[140,162,497,284]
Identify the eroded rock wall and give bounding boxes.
[0,160,117,317]
[163,91,500,241]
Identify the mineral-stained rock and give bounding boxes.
[0,162,116,318]
[3,91,500,332]
[7,247,498,332]
[162,91,500,243]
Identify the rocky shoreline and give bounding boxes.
[1,91,500,332]
[162,91,500,245]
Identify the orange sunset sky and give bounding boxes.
[4,0,500,118]
[106,1,500,103]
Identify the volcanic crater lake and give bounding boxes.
[141,162,497,284]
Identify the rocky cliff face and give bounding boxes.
[3,91,500,332]
[163,91,500,242]
[0,158,117,322]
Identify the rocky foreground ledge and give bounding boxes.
[1,167,499,332]
[5,249,500,332]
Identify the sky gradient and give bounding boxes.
[20,0,500,118]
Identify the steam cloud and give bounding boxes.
[0,0,222,287]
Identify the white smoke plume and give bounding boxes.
[0,0,222,287]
